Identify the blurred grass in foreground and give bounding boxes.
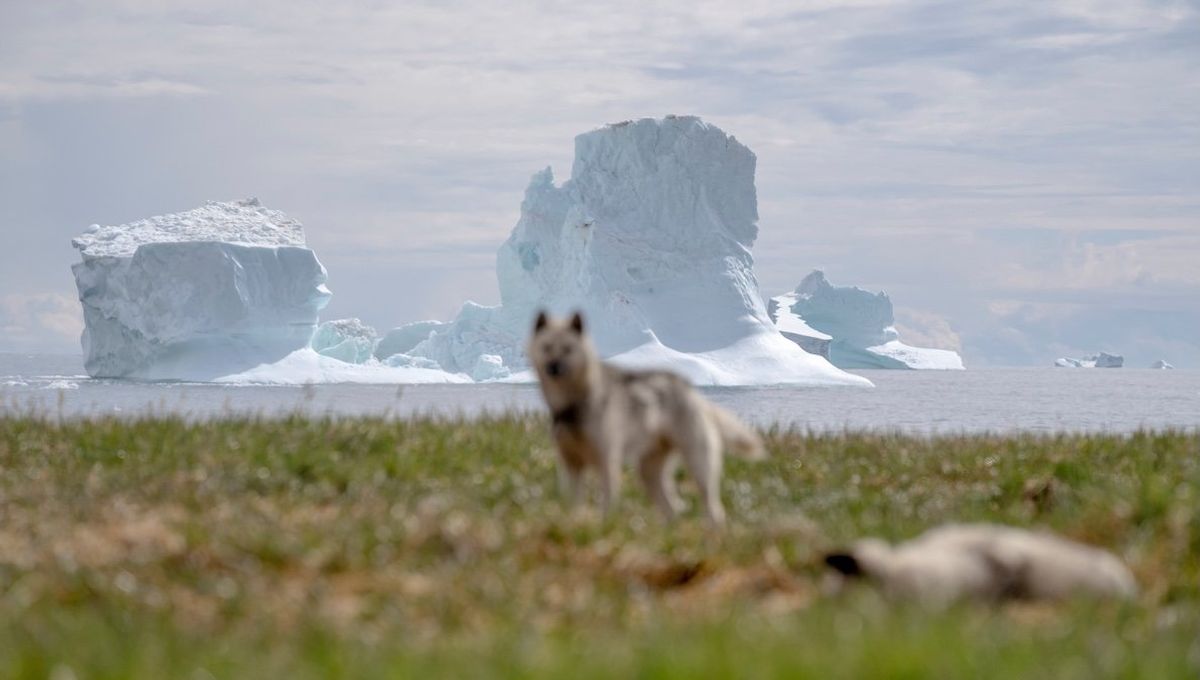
[0,415,1197,678]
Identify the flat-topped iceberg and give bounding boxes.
[72,199,332,380]
[1055,353,1124,368]
[386,116,867,386]
[71,200,463,384]
[769,271,964,370]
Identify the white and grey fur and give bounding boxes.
[527,311,765,525]
[824,523,1137,606]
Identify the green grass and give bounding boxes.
[0,415,1197,678]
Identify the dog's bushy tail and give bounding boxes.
[706,403,767,460]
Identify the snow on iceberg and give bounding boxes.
[769,271,964,370]
[1055,353,1124,368]
[395,116,867,387]
[213,347,469,385]
[72,199,332,380]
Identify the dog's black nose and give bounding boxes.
[546,360,563,377]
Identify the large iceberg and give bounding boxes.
[391,116,867,387]
[1055,353,1124,368]
[71,200,465,383]
[768,271,964,370]
[71,199,332,380]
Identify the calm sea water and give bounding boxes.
[2,353,1198,434]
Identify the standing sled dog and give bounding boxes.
[528,311,765,525]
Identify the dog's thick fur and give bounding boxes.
[527,311,764,525]
[824,523,1137,606]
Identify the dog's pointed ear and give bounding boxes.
[534,310,548,334]
[569,311,584,335]
[824,552,862,577]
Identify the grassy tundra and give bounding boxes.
[0,415,1197,678]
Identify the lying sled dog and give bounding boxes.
[824,523,1137,606]
[528,311,765,525]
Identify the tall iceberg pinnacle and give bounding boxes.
[71,199,332,380]
[397,116,868,386]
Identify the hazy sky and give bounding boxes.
[2,0,1197,367]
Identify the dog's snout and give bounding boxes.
[546,360,563,377]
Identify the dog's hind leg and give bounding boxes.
[680,423,726,527]
[661,455,686,515]
[639,449,684,520]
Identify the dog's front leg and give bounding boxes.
[553,430,591,508]
[558,456,587,507]
[596,435,623,517]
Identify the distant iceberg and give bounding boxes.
[381,116,868,387]
[768,271,964,370]
[1150,359,1174,370]
[312,318,377,364]
[1055,353,1124,368]
[766,293,832,358]
[70,200,463,383]
[71,199,331,380]
[374,321,444,361]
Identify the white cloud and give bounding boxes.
[894,307,963,352]
[0,77,210,103]
[982,230,1200,293]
